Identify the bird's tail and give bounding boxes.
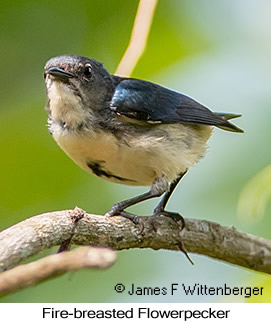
[215,113,244,133]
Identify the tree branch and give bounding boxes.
[0,208,270,276]
[0,246,116,296]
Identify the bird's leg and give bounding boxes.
[153,171,187,229]
[105,176,169,224]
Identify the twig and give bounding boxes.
[0,209,270,275]
[0,246,116,296]
[115,0,158,76]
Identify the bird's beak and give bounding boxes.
[46,66,74,81]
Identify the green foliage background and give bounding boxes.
[0,0,270,302]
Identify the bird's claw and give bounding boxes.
[152,209,185,231]
[105,207,144,232]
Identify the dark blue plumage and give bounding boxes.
[110,78,243,132]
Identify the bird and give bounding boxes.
[44,54,243,226]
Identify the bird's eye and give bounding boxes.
[83,65,92,78]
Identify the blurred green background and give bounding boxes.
[0,0,270,302]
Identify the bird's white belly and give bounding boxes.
[53,130,159,185]
[52,124,212,186]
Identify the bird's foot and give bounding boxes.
[105,204,141,225]
[153,206,190,263]
[152,206,185,231]
[105,207,144,234]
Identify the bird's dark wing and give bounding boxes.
[110,78,243,132]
